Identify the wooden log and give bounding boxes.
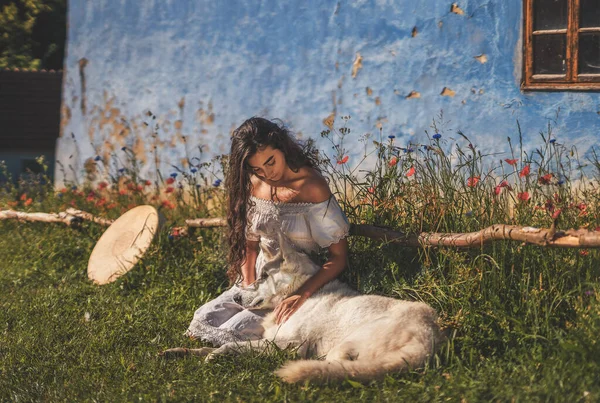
[0,210,80,226]
[65,208,114,226]
[351,223,600,249]
[2,209,599,249]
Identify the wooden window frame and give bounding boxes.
[522,0,600,91]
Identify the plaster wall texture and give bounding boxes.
[57,0,600,185]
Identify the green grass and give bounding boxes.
[1,119,599,401]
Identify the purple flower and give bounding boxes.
[170,173,178,178]
[433,133,442,140]
[388,135,396,140]
[465,211,473,217]
[584,290,595,296]
[190,168,198,173]
[212,179,222,187]
[549,139,556,144]
[94,155,101,161]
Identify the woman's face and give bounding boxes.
[247,145,288,183]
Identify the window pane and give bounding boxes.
[533,35,567,74]
[534,0,568,30]
[580,0,600,28]
[579,33,600,74]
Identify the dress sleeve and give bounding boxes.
[245,203,261,242]
[307,196,350,248]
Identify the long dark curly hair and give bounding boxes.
[225,117,321,284]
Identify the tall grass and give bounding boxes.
[0,115,599,401]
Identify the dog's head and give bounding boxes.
[246,232,320,309]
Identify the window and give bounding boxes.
[523,0,600,90]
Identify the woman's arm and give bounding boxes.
[273,237,348,324]
[240,239,260,287]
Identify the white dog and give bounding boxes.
[164,233,443,383]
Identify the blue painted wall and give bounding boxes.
[56,0,599,185]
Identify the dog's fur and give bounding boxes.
[164,233,443,383]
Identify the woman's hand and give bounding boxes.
[274,294,308,324]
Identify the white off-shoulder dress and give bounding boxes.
[185,195,350,346]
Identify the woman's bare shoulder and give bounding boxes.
[298,167,331,203]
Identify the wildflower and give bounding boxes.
[368,187,375,194]
[494,186,502,196]
[337,155,349,164]
[161,200,176,209]
[544,199,554,212]
[517,192,530,202]
[166,177,175,185]
[127,182,136,191]
[94,155,101,161]
[549,138,556,144]
[24,198,33,206]
[170,172,178,178]
[144,180,152,186]
[119,189,127,196]
[557,180,564,185]
[465,211,473,217]
[136,184,143,192]
[96,198,107,207]
[519,165,530,177]
[60,188,68,193]
[538,173,553,185]
[98,181,109,190]
[121,146,127,151]
[212,179,222,187]
[71,185,78,191]
[118,168,125,174]
[196,184,201,189]
[191,168,198,173]
[467,176,480,187]
[423,145,430,151]
[388,156,398,167]
[106,203,118,209]
[498,180,511,189]
[406,166,415,177]
[165,186,175,193]
[580,250,589,257]
[551,209,562,219]
[388,135,396,140]
[20,193,27,201]
[504,158,518,166]
[433,133,442,140]
[584,290,594,295]
[576,203,587,211]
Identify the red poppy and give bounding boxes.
[388,156,398,167]
[166,177,176,185]
[20,193,27,201]
[406,166,415,177]
[467,176,480,187]
[144,180,152,186]
[24,198,33,206]
[517,192,530,201]
[165,186,175,193]
[119,189,127,196]
[98,181,109,190]
[504,158,518,166]
[337,155,349,164]
[136,184,143,192]
[519,165,530,177]
[494,186,502,196]
[577,203,587,211]
[538,173,552,185]
[580,250,589,257]
[368,187,375,194]
[551,209,562,219]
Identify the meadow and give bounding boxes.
[1,118,599,402]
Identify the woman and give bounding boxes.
[186,117,350,346]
